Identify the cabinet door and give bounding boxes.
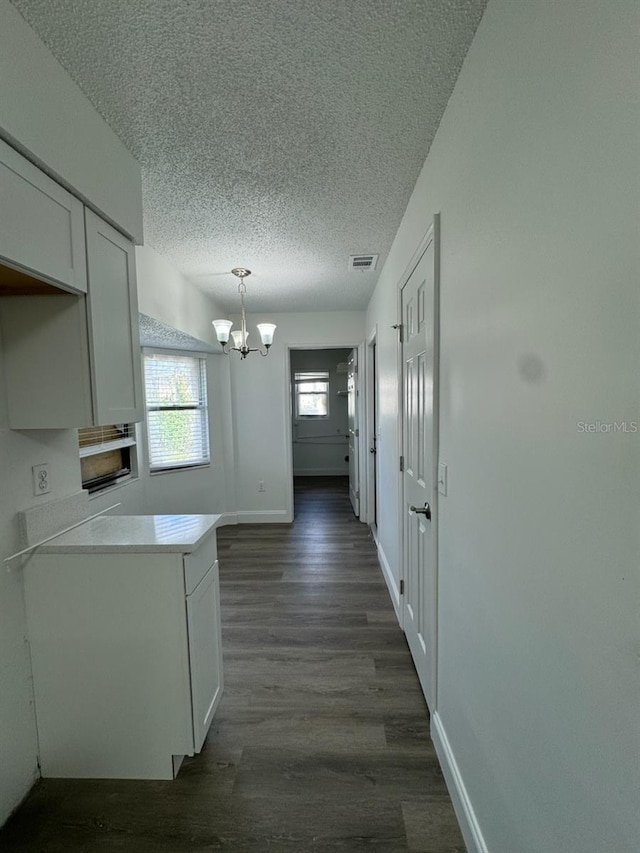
[85,209,143,424]
[0,139,87,293]
[186,561,224,752]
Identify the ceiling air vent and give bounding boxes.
[348,254,378,272]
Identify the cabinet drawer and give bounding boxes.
[183,530,218,595]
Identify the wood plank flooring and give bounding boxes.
[0,476,465,852]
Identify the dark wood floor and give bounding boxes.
[0,477,465,852]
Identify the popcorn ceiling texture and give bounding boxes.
[139,313,215,354]
[11,0,487,313]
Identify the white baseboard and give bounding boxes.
[431,711,488,853]
[216,512,238,527]
[235,510,292,524]
[292,468,349,476]
[376,540,402,625]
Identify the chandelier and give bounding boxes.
[212,268,276,358]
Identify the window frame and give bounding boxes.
[143,348,211,474]
[294,371,331,420]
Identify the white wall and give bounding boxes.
[0,4,146,821]
[366,2,640,851]
[0,374,77,822]
[291,348,351,476]
[229,312,364,521]
[135,245,234,519]
[0,1,143,242]
[136,246,223,345]
[0,332,145,822]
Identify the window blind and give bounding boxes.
[144,353,210,471]
[78,424,136,457]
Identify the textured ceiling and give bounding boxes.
[10,0,486,313]
[138,313,215,353]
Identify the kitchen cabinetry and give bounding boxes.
[0,138,87,294]
[23,514,224,780]
[84,209,143,425]
[0,208,143,428]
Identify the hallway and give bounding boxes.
[0,478,464,852]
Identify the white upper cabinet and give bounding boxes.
[84,210,143,425]
[0,145,144,429]
[0,138,87,293]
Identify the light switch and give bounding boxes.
[438,462,448,496]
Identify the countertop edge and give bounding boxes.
[35,514,223,555]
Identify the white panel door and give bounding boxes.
[186,561,224,753]
[347,349,359,515]
[85,208,144,424]
[401,225,438,709]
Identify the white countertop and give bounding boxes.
[38,514,221,554]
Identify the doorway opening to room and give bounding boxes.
[286,347,362,521]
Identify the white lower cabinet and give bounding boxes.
[23,530,223,780]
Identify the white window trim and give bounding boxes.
[294,371,331,420]
[143,348,211,474]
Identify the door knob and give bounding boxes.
[409,502,431,520]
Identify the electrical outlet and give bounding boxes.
[32,464,51,496]
[258,480,266,492]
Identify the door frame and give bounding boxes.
[396,213,441,708]
[284,341,366,523]
[365,325,379,536]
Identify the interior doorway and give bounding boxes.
[288,347,354,516]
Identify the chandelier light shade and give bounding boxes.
[212,268,276,358]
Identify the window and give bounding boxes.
[144,351,210,472]
[78,424,137,494]
[295,371,330,418]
